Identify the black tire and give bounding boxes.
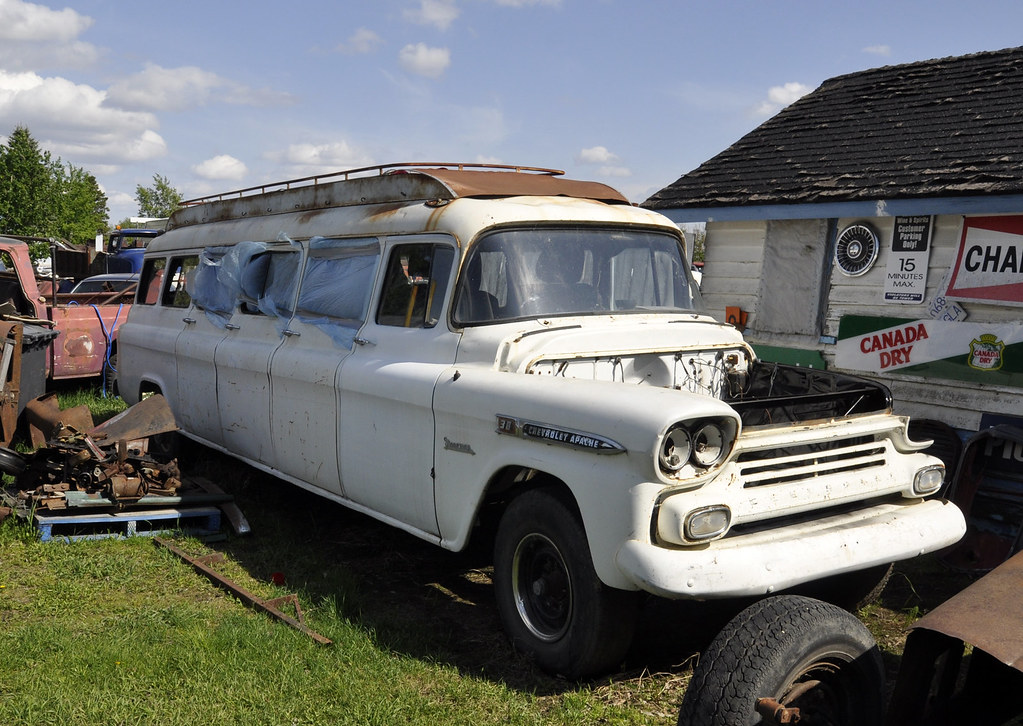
[0,447,26,475]
[493,488,638,679]
[677,594,885,726]
[104,351,118,396]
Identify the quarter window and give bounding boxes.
[377,244,454,328]
[164,255,198,308]
[136,258,167,305]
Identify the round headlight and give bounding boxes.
[691,422,727,467]
[659,426,692,472]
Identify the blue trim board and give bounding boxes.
[656,195,1023,223]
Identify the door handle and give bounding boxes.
[283,329,300,337]
[225,323,240,330]
[182,317,196,324]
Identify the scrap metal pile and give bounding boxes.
[1,394,185,511]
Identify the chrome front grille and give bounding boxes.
[737,437,887,488]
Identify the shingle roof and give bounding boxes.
[644,46,1023,210]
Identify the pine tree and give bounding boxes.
[0,125,57,236]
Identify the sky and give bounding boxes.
[3,0,1023,226]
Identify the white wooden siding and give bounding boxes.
[702,212,1023,431]
[700,220,765,322]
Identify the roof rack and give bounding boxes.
[179,162,565,208]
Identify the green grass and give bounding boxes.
[0,514,680,726]
[0,388,969,725]
[0,390,687,725]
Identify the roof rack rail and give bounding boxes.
[179,162,565,208]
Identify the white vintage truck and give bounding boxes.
[118,163,966,678]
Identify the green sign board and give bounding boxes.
[836,315,1023,388]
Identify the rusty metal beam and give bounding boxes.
[154,536,332,646]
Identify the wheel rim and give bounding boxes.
[510,532,572,642]
[777,652,862,725]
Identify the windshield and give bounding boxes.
[453,226,701,325]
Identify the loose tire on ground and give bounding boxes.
[493,487,638,679]
[677,594,885,726]
[0,447,26,475]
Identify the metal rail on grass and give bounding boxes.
[154,536,332,646]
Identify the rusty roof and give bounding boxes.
[168,164,630,229]
[422,168,628,203]
[644,46,1023,210]
[179,162,628,208]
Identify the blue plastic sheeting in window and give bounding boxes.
[192,241,269,327]
[292,236,381,349]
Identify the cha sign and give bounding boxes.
[946,216,1023,305]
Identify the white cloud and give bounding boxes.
[106,64,295,112]
[193,154,248,180]
[0,0,93,41]
[335,27,383,54]
[576,145,618,164]
[0,0,98,69]
[599,165,631,178]
[398,43,451,79]
[752,82,812,117]
[265,141,374,174]
[863,44,892,57]
[404,0,459,30]
[0,69,166,163]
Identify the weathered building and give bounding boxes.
[645,46,1023,432]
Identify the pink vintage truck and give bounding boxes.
[0,236,132,384]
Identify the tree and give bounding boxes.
[0,125,59,237]
[0,125,109,250]
[53,165,109,245]
[135,173,182,218]
[692,226,706,263]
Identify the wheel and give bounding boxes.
[493,488,638,679]
[104,350,118,396]
[677,594,885,726]
[0,447,26,475]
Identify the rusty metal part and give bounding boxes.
[154,537,331,646]
[885,549,1023,725]
[755,697,801,723]
[12,418,183,509]
[915,548,1023,671]
[0,323,22,447]
[25,392,94,448]
[89,393,179,444]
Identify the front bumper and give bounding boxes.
[615,498,965,599]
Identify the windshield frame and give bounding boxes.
[452,224,702,327]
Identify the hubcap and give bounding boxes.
[511,533,572,642]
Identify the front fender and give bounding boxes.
[431,366,738,588]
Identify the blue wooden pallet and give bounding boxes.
[34,506,222,542]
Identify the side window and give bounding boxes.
[137,258,167,305]
[377,244,454,328]
[238,250,300,316]
[163,255,198,308]
[296,240,379,325]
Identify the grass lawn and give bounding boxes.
[0,386,973,725]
